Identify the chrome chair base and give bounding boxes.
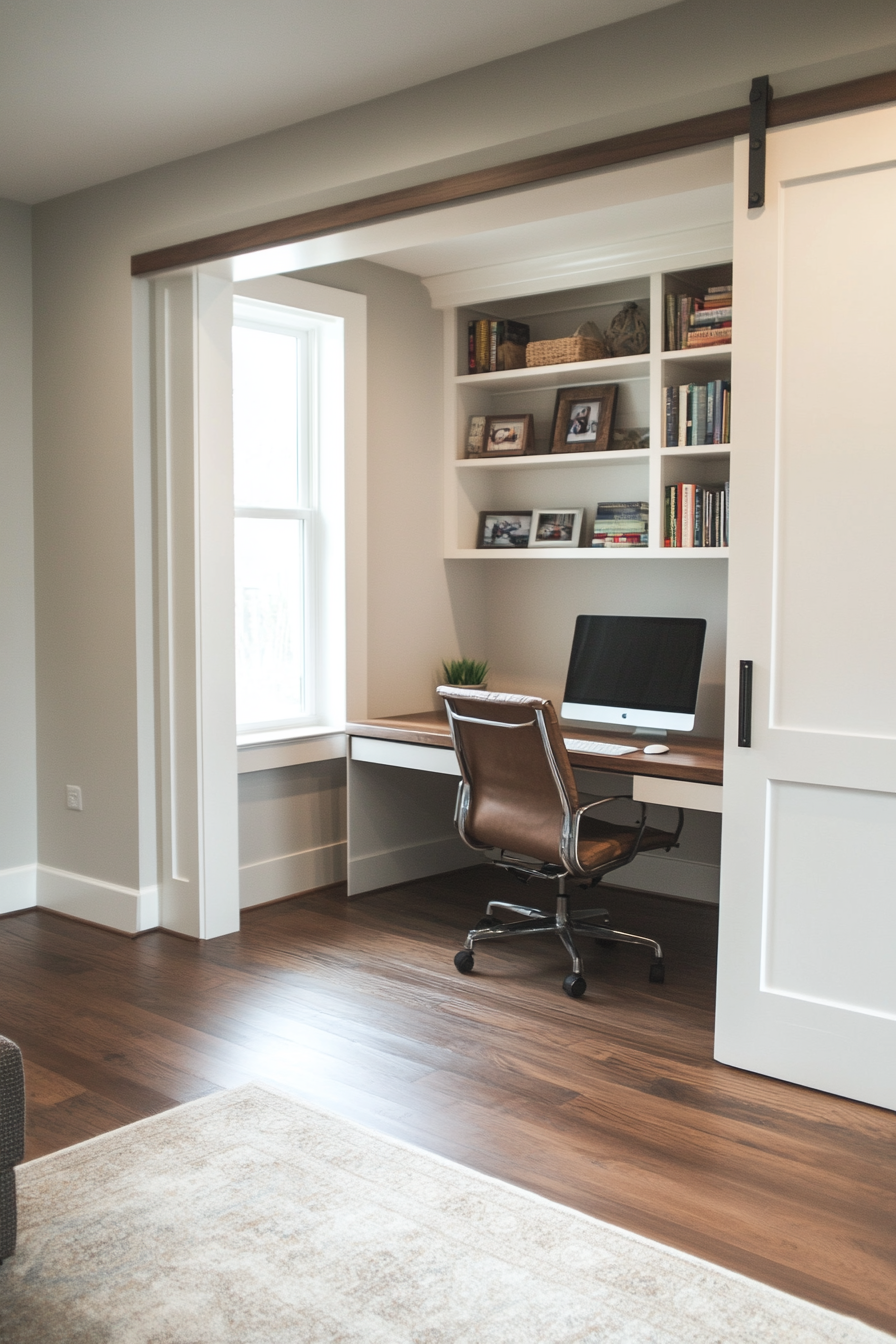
[454,874,665,996]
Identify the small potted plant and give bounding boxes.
[441,657,489,690]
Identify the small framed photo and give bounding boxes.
[549,384,618,455]
[529,508,585,548]
[477,511,533,548]
[481,413,534,457]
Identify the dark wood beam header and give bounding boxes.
[132,68,896,277]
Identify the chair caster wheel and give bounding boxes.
[454,950,475,974]
[475,917,500,929]
[563,974,587,998]
[649,960,665,984]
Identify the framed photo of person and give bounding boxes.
[477,511,533,548]
[549,384,618,455]
[478,413,534,457]
[528,508,585,548]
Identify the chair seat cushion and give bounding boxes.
[577,818,677,870]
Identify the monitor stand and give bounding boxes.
[632,727,668,740]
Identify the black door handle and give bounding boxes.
[738,660,753,747]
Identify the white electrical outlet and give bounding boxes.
[66,785,82,811]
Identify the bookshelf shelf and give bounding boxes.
[456,448,650,471]
[655,547,729,559]
[661,445,730,461]
[445,546,728,560]
[455,352,650,393]
[446,547,658,560]
[662,344,731,364]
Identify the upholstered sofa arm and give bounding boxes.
[0,1035,25,1262]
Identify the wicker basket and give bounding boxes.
[525,335,608,367]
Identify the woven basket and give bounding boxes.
[525,336,607,367]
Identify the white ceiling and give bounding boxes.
[0,0,682,204]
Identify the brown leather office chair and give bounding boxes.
[438,686,683,997]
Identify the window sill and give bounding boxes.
[237,725,346,773]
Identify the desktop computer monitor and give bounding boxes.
[561,614,707,733]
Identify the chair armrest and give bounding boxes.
[0,1036,23,1262]
[573,794,631,819]
[566,797,648,878]
[0,1037,24,1170]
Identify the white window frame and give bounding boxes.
[233,276,360,747]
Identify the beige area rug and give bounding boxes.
[1,1084,890,1344]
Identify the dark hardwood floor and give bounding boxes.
[2,869,894,1333]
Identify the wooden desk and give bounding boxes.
[345,712,724,896]
[346,711,723,787]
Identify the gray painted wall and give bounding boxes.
[28,0,896,893]
[293,258,480,718]
[0,199,36,899]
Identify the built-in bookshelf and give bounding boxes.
[443,264,731,559]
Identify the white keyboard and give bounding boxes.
[563,738,638,756]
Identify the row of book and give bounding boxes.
[664,483,729,548]
[467,319,530,373]
[665,381,730,446]
[665,284,732,350]
[592,500,648,548]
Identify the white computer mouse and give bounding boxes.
[643,743,670,755]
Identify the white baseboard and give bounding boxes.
[240,840,347,909]
[36,865,160,933]
[608,853,720,904]
[0,863,37,915]
[347,834,482,897]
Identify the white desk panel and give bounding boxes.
[633,775,723,813]
[350,736,462,776]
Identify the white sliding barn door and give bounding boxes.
[717,107,896,1110]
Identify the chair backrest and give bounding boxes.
[437,686,578,865]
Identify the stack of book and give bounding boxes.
[665,284,732,350]
[664,381,730,446]
[664,482,729,548]
[592,501,649,548]
[467,319,530,373]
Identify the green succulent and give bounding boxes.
[441,657,489,686]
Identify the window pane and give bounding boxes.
[235,517,305,727]
[233,325,300,508]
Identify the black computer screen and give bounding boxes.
[563,615,706,715]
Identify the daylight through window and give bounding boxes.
[233,301,321,732]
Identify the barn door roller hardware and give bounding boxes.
[748,75,772,209]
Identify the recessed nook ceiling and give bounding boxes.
[0,0,681,203]
[223,144,733,306]
[373,183,733,279]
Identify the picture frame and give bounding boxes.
[477,511,533,549]
[549,384,618,455]
[477,413,535,457]
[528,508,585,548]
